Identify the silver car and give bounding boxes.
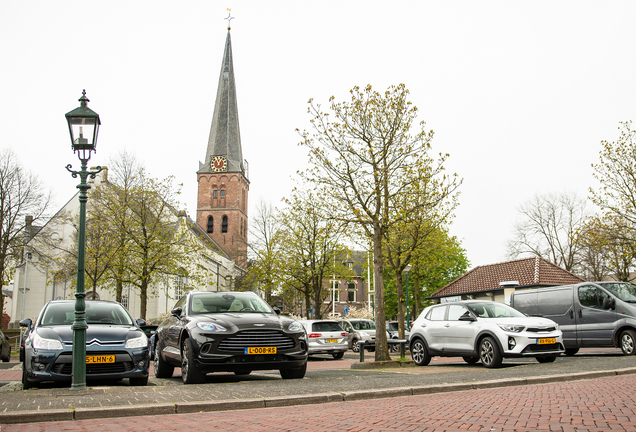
[299,320,348,359]
[409,300,564,368]
[338,319,379,353]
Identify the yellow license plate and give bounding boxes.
[86,355,115,364]
[245,347,277,354]
[326,339,338,343]
[537,338,556,345]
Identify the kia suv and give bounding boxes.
[409,300,564,368]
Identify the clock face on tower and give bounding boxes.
[211,155,228,172]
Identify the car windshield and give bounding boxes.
[41,302,134,326]
[598,283,636,302]
[352,320,375,330]
[466,302,526,318]
[189,292,274,314]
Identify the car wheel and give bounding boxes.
[280,363,307,379]
[479,336,502,368]
[390,342,400,353]
[153,342,174,378]
[564,348,579,356]
[536,356,557,363]
[351,339,359,353]
[620,329,636,355]
[1,352,9,362]
[332,352,344,360]
[21,364,32,390]
[410,339,431,366]
[181,338,206,384]
[462,356,479,365]
[234,370,252,375]
[129,376,149,386]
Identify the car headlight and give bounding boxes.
[288,321,303,332]
[197,322,227,332]
[32,333,63,350]
[498,324,525,333]
[125,335,148,349]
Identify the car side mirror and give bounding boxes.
[459,315,477,322]
[19,318,32,330]
[136,318,147,327]
[603,297,615,310]
[171,307,182,318]
[273,307,281,315]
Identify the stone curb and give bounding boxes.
[350,360,415,369]
[1,367,635,425]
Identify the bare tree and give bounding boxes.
[298,84,461,361]
[244,200,283,303]
[0,149,52,319]
[507,191,588,273]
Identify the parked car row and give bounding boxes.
[20,280,636,388]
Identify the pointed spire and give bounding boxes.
[199,27,244,176]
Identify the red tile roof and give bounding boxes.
[430,256,585,298]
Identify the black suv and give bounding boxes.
[153,291,308,384]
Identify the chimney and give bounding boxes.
[25,216,33,243]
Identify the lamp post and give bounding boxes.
[65,90,102,391]
[404,264,412,330]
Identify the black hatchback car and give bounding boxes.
[153,291,308,384]
[20,300,150,389]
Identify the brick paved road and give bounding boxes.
[4,373,636,432]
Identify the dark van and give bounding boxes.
[510,282,636,356]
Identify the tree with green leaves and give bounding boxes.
[590,121,636,272]
[298,84,461,361]
[277,188,352,319]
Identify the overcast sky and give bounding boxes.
[1,1,635,269]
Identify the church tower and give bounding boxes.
[197,21,249,269]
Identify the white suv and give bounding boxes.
[409,300,564,368]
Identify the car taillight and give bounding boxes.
[341,332,347,337]
[410,322,414,328]
[308,333,322,338]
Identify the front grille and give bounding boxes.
[217,330,296,352]
[526,326,557,333]
[521,343,562,353]
[55,362,133,375]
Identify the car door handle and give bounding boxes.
[569,310,574,319]
[578,310,582,318]
[444,324,450,327]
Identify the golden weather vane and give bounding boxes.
[225,8,234,30]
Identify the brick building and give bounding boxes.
[196,25,249,269]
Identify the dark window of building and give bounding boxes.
[222,215,228,233]
[213,190,218,199]
[220,190,225,199]
[347,282,356,302]
[207,216,213,233]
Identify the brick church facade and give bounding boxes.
[196,25,249,269]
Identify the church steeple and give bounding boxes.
[196,18,249,270]
[198,29,245,177]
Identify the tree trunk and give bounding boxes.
[395,272,406,339]
[373,224,391,362]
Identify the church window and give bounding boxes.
[213,190,218,199]
[220,190,225,199]
[207,216,213,233]
[222,215,228,233]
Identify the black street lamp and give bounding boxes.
[65,90,103,391]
